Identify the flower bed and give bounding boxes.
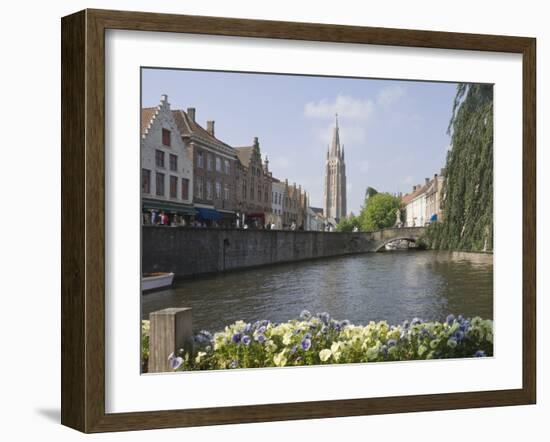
[141,311,493,372]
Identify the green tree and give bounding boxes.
[336,215,361,232]
[424,83,493,251]
[359,193,401,231]
[364,186,378,202]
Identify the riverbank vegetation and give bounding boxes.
[337,192,401,232]
[421,84,493,252]
[141,311,493,372]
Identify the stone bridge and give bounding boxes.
[366,226,426,252]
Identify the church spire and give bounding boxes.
[330,113,340,157]
[324,114,347,222]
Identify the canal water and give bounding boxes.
[141,251,493,332]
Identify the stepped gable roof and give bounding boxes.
[141,107,157,137]
[234,145,255,168]
[171,109,232,151]
[401,182,430,206]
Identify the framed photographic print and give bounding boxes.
[61,9,536,433]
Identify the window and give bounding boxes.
[207,154,213,171]
[162,128,171,146]
[196,176,203,199]
[215,181,221,199]
[215,157,222,172]
[197,150,204,168]
[141,169,151,194]
[242,180,247,199]
[206,181,213,200]
[257,185,261,201]
[170,176,178,198]
[156,172,165,196]
[224,159,230,175]
[224,184,230,201]
[169,154,178,171]
[181,178,189,200]
[155,150,165,168]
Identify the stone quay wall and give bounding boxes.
[142,226,381,279]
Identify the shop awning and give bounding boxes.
[195,207,222,221]
[142,199,197,215]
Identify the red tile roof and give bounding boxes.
[401,183,430,206]
[172,109,232,151]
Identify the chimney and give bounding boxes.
[425,177,430,185]
[412,185,417,192]
[253,137,259,147]
[187,107,196,122]
[161,94,168,103]
[207,120,215,136]
[440,167,447,176]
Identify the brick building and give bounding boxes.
[172,107,239,227]
[234,137,273,228]
[282,180,308,230]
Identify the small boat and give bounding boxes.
[142,272,175,292]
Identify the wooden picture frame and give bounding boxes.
[61,8,536,433]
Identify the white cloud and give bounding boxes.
[376,85,406,107]
[305,89,406,150]
[304,94,374,121]
[315,122,368,147]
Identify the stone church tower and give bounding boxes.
[323,115,347,221]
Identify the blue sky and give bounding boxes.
[142,68,457,215]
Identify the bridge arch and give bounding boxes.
[373,237,419,252]
[367,226,426,252]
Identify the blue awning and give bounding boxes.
[195,207,222,221]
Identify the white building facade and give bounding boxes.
[269,179,285,229]
[402,171,446,227]
[307,207,325,231]
[141,95,194,224]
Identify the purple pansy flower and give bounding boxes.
[168,352,183,370]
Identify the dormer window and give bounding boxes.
[162,128,171,146]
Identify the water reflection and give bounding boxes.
[141,251,493,332]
